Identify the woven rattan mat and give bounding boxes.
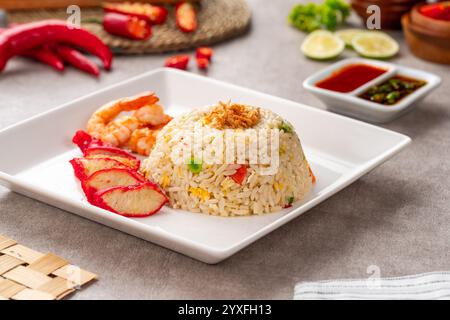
[0,234,96,300]
[8,0,251,54]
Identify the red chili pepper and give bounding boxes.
[176,1,197,33]
[103,13,152,40]
[148,5,169,25]
[165,55,190,70]
[22,45,65,72]
[196,47,213,61]
[54,45,100,77]
[103,2,168,25]
[0,27,64,72]
[196,57,209,70]
[0,20,112,72]
[230,165,247,185]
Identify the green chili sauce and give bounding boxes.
[359,76,427,105]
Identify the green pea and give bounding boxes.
[188,158,202,173]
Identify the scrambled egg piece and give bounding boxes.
[273,182,284,191]
[189,187,211,201]
[161,174,171,188]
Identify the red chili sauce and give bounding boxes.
[315,64,387,93]
[420,3,450,21]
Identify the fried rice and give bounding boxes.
[142,103,313,216]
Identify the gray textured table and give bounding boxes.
[1,0,449,299]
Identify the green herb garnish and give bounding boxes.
[188,158,202,174]
[287,196,295,205]
[288,0,350,33]
[279,121,293,133]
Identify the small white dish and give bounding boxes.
[303,58,442,123]
[0,68,411,263]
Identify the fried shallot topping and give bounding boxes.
[203,102,261,129]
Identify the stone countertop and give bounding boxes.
[0,0,449,299]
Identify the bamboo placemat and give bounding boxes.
[7,0,251,54]
[0,234,96,300]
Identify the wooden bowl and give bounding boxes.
[351,0,420,29]
[402,13,450,64]
[351,0,423,4]
[352,0,422,6]
[410,2,450,37]
[351,8,399,29]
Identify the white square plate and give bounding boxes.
[0,69,411,263]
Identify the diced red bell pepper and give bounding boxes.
[230,165,247,185]
[176,1,197,33]
[103,2,168,25]
[164,55,190,70]
[196,47,213,61]
[308,165,316,184]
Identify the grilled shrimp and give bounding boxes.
[86,92,159,146]
[100,116,141,146]
[128,127,159,156]
[128,106,173,155]
[133,104,173,126]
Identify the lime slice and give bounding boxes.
[301,30,345,60]
[352,31,399,59]
[335,29,364,48]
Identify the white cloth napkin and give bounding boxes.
[294,272,450,300]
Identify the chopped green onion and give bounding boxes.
[280,121,293,133]
[188,158,202,173]
[287,196,294,205]
[386,91,400,104]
